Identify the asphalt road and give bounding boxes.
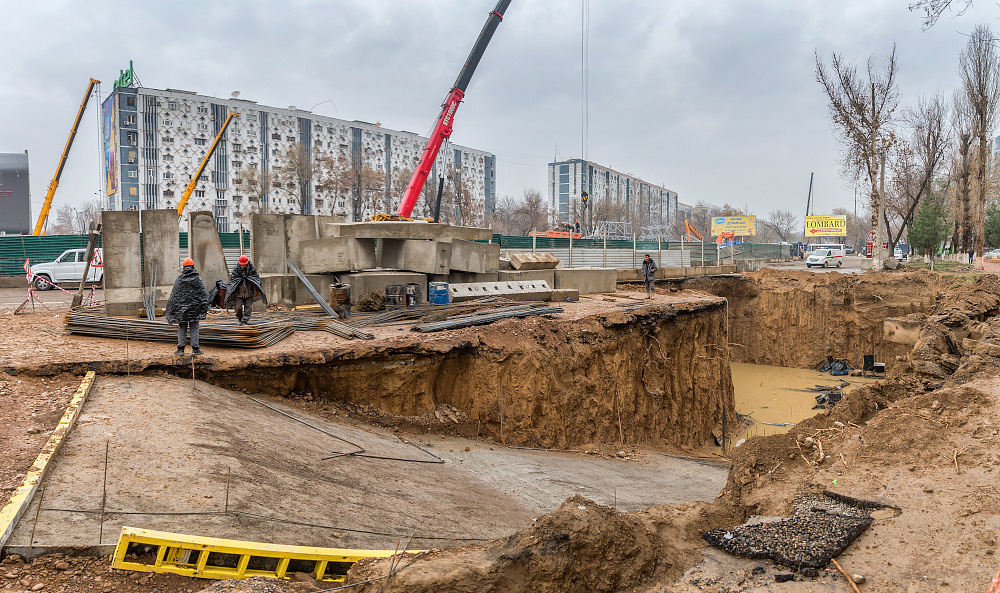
[764,255,870,274]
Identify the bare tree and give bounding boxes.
[49,205,78,235]
[760,209,798,242]
[959,23,1000,260]
[514,189,547,235]
[317,151,386,221]
[234,164,274,215]
[885,93,950,252]
[909,0,974,28]
[275,142,314,214]
[816,45,899,269]
[487,194,520,235]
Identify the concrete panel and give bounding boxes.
[294,274,339,306]
[431,272,501,284]
[549,288,580,302]
[450,239,500,273]
[498,270,555,285]
[509,252,560,270]
[684,267,708,277]
[553,268,617,295]
[379,239,451,275]
[298,237,377,274]
[140,209,181,308]
[102,210,142,316]
[259,273,296,306]
[250,214,287,274]
[338,271,427,304]
[285,214,342,265]
[328,221,492,241]
[449,280,552,303]
[884,317,922,345]
[188,211,230,291]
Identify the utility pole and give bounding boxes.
[805,172,814,219]
[874,153,887,271]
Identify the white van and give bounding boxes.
[806,248,843,268]
[807,243,847,254]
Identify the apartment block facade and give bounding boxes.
[103,86,496,231]
[547,159,678,228]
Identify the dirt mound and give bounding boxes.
[343,495,726,593]
[196,576,318,593]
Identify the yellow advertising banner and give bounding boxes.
[710,216,757,236]
[804,215,847,237]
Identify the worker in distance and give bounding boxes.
[166,257,210,356]
[226,255,267,325]
[642,253,657,299]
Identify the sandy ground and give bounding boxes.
[0,287,723,373]
[7,375,727,551]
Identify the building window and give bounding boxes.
[164,155,174,162]
[272,133,280,140]
[195,138,207,146]
[127,149,137,163]
[162,137,173,143]
[162,119,172,126]
[286,136,295,142]
[194,190,205,197]
[167,101,178,110]
[197,106,209,114]
[197,123,208,131]
[232,161,242,168]
[164,190,175,198]
[124,114,136,126]
[247,114,257,121]
[233,144,242,152]
[315,198,324,208]
[127,132,137,146]
[126,96,136,107]
[163,172,173,179]
[199,175,208,182]
[129,186,138,196]
[128,170,137,179]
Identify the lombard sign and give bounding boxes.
[113,60,136,90]
[710,215,757,236]
[804,215,847,236]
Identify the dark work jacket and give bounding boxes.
[225,261,267,307]
[642,258,657,282]
[165,266,211,323]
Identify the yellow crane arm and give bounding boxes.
[32,78,100,236]
[176,110,238,217]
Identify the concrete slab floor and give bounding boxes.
[9,376,727,550]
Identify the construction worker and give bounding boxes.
[642,253,657,299]
[226,255,267,325]
[574,220,581,234]
[166,257,210,356]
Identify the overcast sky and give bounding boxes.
[4,0,1000,223]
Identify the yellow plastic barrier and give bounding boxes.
[112,526,410,582]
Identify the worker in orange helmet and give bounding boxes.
[166,257,210,356]
[226,254,267,325]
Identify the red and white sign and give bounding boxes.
[91,250,103,268]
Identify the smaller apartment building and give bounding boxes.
[547,159,678,229]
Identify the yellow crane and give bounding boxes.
[32,78,100,236]
[176,110,238,217]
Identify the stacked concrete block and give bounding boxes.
[448,280,553,303]
[499,269,555,285]
[298,237,377,274]
[379,239,451,275]
[435,271,500,284]
[188,211,229,290]
[139,209,181,307]
[450,239,500,273]
[509,252,560,270]
[554,268,617,295]
[250,214,288,274]
[102,211,143,316]
[328,221,492,241]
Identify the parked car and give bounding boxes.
[806,248,843,268]
[845,245,855,255]
[29,248,103,291]
[986,248,1000,259]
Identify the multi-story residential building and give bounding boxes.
[102,85,496,231]
[546,158,678,230]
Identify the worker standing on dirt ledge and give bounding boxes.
[166,257,210,356]
[642,254,657,299]
[226,255,267,325]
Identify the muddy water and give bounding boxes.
[728,362,878,446]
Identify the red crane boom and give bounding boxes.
[395,0,511,218]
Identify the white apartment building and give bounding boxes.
[547,159,678,228]
[103,86,496,231]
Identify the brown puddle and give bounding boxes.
[727,362,879,447]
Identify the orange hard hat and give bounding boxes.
[182,257,194,267]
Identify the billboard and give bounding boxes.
[804,215,847,237]
[0,153,31,234]
[711,215,757,236]
[103,94,117,196]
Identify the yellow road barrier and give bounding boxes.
[112,527,412,582]
[0,371,96,549]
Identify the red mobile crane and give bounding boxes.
[391,0,512,220]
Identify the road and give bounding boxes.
[763,255,869,274]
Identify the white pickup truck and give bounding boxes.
[29,248,103,291]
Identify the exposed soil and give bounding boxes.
[1,552,204,593]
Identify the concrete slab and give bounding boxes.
[498,270,556,286]
[430,272,501,285]
[379,239,451,275]
[7,377,726,549]
[250,214,287,274]
[549,288,580,302]
[285,214,341,265]
[327,221,492,241]
[101,211,142,317]
[450,239,500,273]
[139,210,180,308]
[449,280,553,302]
[553,268,617,295]
[298,237,377,274]
[188,211,230,291]
[338,271,427,304]
[509,252,560,270]
[259,273,296,306]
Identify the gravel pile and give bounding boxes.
[703,489,894,569]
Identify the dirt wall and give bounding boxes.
[200,303,736,452]
[684,269,944,369]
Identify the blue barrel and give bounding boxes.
[428,281,450,306]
